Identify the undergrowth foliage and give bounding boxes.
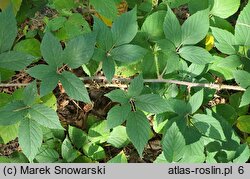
[0,0,250,163]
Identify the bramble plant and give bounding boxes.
[0,0,250,163]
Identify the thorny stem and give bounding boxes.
[0,76,246,91]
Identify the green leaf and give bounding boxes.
[126,111,151,157]
[181,9,209,45]
[211,27,236,55]
[212,104,237,125]
[93,17,113,50]
[240,87,250,107]
[210,0,240,19]
[111,44,147,63]
[102,57,115,82]
[14,38,41,57]
[115,61,141,77]
[68,125,88,149]
[163,6,182,47]
[156,39,176,55]
[179,46,214,65]
[60,71,90,103]
[40,93,57,111]
[27,65,60,97]
[188,0,209,14]
[107,151,128,163]
[187,63,206,77]
[188,89,204,114]
[0,124,18,144]
[0,68,15,82]
[107,104,130,129]
[27,65,55,80]
[111,7,138,46]
[105,89,129,104]
[165,0,190,8]
[107,126,130,148]
[82,143,105,160]
[90,0,117,21]
[36,148,59,163]
[18,119,43,162]
[23,81,37,106]
[40,75,60,97]
[230,92,249,116]
[235,2,250,46]
[64,33,96,68]
[88,120,110,144]
[50,0,77,14]
[233,70,250,88]
[141,10,166,41]
[154,152,168,163]
[0,51,34,71]
[236,115,250,133]
[210,16,235,33]
[61,137,80,162]
[135,94,170,114]
[45,16,67,31]
[55,13,91,41]
[128,74,144,97]
[28,104,63,130]
[0,101,27,126]
[192,114,225,140]
[0,93,11,107]
[41,32,63,68]
[181,139,205,163]
[233,143,250,163]
[0,6,17,53]
[210,55,241,80]
[162,122,186,162]
[73,155,92,163]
